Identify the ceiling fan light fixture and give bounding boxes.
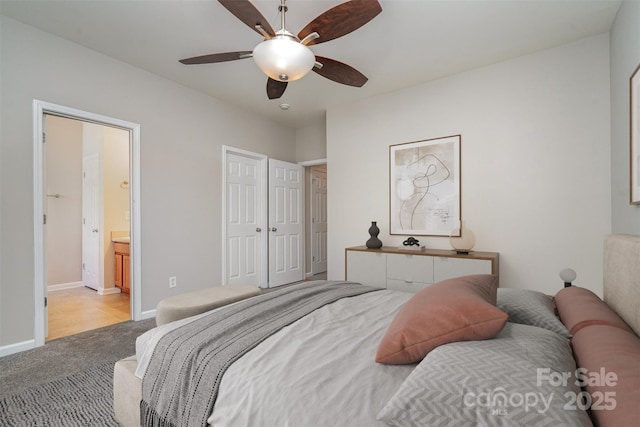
[252,35,315,82]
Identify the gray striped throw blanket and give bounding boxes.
[140,280,379,427]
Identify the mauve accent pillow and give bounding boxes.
[375,274,508,365]
[555,286,633,335]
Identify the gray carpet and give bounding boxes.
[0,318,156,426]
[0,362,119,426]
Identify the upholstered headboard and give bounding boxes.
[603,234,640,336]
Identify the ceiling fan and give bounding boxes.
[179,0,382,100]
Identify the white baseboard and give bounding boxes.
[0,339,36,358]
[98,287,122,295]
[48,281,83,292]
[139,309,156,321]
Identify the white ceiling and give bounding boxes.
[1,0,621,129]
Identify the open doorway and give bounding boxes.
[33,100,142,348]
[300,159,329,280]
[304,161,327,280]
[44,114,131,340]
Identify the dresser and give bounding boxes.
[345,246,499,293]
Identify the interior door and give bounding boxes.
[82,154,100,290]
[310,167,327,275]
[269,159,304,287]
[225,152,264,287]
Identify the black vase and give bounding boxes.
[366,221,383,249]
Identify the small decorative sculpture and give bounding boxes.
[403,237,420,247]
[366,221,383,249]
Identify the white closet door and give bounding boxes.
[225,153,264,286]
[268,159,304,287]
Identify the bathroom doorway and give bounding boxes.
[44,114,132,340]
[33,100,142,347]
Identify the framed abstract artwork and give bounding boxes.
[389,135,461,236]
[631,64,640,205]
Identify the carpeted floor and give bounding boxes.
[0,362,120,426]
[0,318,156,426]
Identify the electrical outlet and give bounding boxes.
[169,276,177,288]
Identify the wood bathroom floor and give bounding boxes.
[47,286,130,341]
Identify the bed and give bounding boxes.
[114,234,640,427]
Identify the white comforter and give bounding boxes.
[136,288,415,427]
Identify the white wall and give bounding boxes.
[0,16,295,348]
[295,120,327,163]
[327,34,611,296]
[610,0,640,233]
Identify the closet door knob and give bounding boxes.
[256,228,262,232]
[270,227,277,232]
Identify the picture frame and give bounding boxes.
[631,64,640,205]
[389,135,461,236]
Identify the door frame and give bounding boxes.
[33,100,142,347]
[221,146,268,288]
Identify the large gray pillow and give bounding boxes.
[497,288,571,338]
[377,323,592,427]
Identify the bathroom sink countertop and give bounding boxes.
[112,237,130,243]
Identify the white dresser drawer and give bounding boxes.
[386,253,434,283]
[346,250,386,288]
[386,278,431,293]
[433,256,493,282]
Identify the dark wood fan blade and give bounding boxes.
[267,78,288,99]
[179,51,252,65]
[298,0,382,45]
[313,56,368,87]
[218,0,275,37]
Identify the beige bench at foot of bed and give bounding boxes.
[114,284,261,426]
[114,355,141,427]
[155,284,261,326]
